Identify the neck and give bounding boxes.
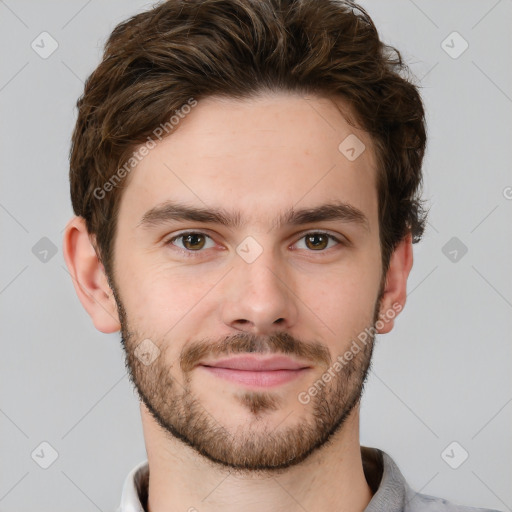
[141,404,373,512]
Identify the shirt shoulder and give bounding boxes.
[404,489,503,512]
[361,446,503,512]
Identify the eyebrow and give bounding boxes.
[137,200,370,232]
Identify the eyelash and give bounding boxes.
[164,231,345,257]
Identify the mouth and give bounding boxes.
[197,355,312,388]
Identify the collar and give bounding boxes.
[117,446,415,512]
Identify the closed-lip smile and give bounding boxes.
[198,355,312,388]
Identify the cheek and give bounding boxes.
[292,249,381,340]
[297,272,373,323]
[118,258,223,336]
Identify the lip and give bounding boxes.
[199,355,311,371]
[198,355,311,388]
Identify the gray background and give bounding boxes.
[1,0,511,511]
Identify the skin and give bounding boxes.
[63,91,413,512]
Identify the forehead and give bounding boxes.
[117,92,378,230]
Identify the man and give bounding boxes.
[62,0,501,511]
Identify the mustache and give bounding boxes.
[180,331,332,373]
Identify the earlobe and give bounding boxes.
[62,216,121,333]
[376,232,414,335]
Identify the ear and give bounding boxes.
[62,216,121,333]
[376,232,414,335]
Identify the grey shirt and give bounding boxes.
[116,446,502,512]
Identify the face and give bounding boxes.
[109,92,385,473]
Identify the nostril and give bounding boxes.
[274,318,284,324]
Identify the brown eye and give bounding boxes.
[168,232,215,252]
[182,233,206,250]
[294,232,342,252]
[304,233,329,250]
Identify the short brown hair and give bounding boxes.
[69,0,428,281]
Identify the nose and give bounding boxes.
[220,250,299,334]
